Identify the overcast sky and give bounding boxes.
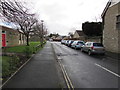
[1,0,110,35]
[29,0,110,35]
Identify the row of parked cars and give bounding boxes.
[61,40,105,55]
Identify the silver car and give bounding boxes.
[71,40,85,49]
[81,42,105,55]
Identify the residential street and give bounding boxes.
[2,41,120,89]
[1,0,120,89]
[52,42,120,88]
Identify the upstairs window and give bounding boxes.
[116,15,120,29]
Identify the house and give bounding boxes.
[73,30,85,40]
[101,0,120,53]
[1,25,26,47]
[63,36,69,40]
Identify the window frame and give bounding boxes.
[116,15,120,30]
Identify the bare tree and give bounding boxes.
[68,32,74,39]
[0,0,37,46]
[33,20,47,46]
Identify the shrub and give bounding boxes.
[24,46,32,58]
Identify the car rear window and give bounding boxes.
[93,43,103,46]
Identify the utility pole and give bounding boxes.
[41,20,44,46]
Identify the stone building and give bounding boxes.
[1,25,26,47]
[101,0,120,53]
[73,30,85,40]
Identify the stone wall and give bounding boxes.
[103,3,120,53]
[6,30,20,46]
[84,37,102,43]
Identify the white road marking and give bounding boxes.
[95,63,120,78]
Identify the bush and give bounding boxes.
[24,46,32,58]
[2,56,20,78]
[8,55,20,72]
[2,59,10,78]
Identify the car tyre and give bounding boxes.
[101,53,105,55]
[75,46,77,50]
[88,50,92,56]
[81,48,83,52]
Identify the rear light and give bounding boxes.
[91,46,94,49]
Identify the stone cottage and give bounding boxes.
[1,25,26,47]
[101,0,120,53]
[73,30,85,40]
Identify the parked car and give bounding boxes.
[61,40,65,44]
[65,40,69,46]
[81,42,105,55]
[71,40,85,49]
[68,40,74,47]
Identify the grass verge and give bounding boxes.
[2,41,46,83]
[4,42,41,53]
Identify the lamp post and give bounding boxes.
[41,20,44,46]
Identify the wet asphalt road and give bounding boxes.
[52,42,120,88]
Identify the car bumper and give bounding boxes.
[91,50,105,54]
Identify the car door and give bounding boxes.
[83,43,88,51]
[86,42,92,51]
[71,41,76,47]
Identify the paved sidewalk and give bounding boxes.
[2,42,62,88]
[105,51,120,60]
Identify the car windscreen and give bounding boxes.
[78,42,85,45]
[93,43,103,47]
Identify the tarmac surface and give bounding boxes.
[2,42,64,88]
[52,42,120,88]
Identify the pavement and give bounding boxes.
[2,42,65,88]
[105,51,120,60]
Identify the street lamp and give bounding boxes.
[41,20,44,45]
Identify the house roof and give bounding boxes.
[101,0,120,18]
[75,30,84,36]
[0,25,24,34]
[101,0,111,18]
[0,25,18,32]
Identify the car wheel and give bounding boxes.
[75,46,77,50]
[81,48,83,52]
[88,50,92,56]
[101,53,105,55]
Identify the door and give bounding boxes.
[2,34,6,47]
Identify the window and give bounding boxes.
[2,31,5,33]
[78,42,85,45]
[93,43,103,47]
[116,15,120,29]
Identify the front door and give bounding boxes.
[2,34,6,47]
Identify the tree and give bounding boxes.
[32,20,47,46]
[68,32,73,39]
[82,22,102,37]
[1,0,37,46]
[48,33,59,38]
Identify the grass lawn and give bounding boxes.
[4,42,42,53]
